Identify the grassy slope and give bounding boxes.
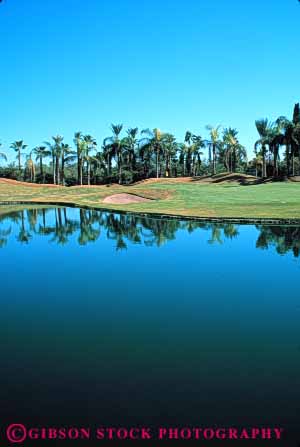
[0,180,300,219]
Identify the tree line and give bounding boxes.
[0,125,247,185]
[0,103,299,185]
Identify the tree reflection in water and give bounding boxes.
[255,225,300,257]
[0,207,300,257]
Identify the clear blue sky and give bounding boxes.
[0,0,299,163]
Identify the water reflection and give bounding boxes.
[0,207,300,257]
[256,225,300,257]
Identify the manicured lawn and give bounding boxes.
[0,180,300,219]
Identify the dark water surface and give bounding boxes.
[1,207,300,446]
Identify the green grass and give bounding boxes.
[0,180,300,219]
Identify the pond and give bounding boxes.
[0,207,300,445]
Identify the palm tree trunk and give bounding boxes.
[286,144,290,177]
[77,153,81,185]
[61,156,65,185]
[192,155,196,176]
[197,154,201,176]
[273,147,278,177]
[80,163,83,185]
[233,149,237,172]
[156,147,159,179]
[262,146,266,178]
[118,151,122,184]
[52,154,56,184]
[224,150,229,171]
[56,155,60,185]
[18,151,21,172]
[212,144,216,175]
[88,161,91,186]
[40,157,43,181]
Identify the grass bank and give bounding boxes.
[0,177,300,220]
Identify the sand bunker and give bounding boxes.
[103,193,151,204]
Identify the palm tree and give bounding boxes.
[125,128,138,173]
[267,123,283,177]
[61,143,75,185]
[53,135,63,185]
[33,146,50,182]
[74,132,84,185]
[276,116,299,177]
[91,151,106,183]
[178,143,188,176]
[184,131,194,176]
[254,119,273,178]
[44,141,54,184]
[206,125,222,175]
[102,139,113,178]
[10,140,27,172]
[190,135,205,176]
[140,128,164,179]
[104,124,126,184]
[45,135,64,184]
[83,135,97,185]
[223,128,246,173]
[178,132,205,177]
[138,137,152,178]
[162,133,178,177]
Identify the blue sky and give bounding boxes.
[0,0,299,163]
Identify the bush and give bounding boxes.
[0,167,20,180]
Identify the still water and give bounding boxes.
[0,207,300,445]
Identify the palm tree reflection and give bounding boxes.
[0,207,299,257]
